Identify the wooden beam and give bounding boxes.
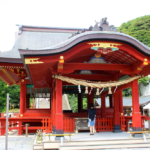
[63,74,113,81]
[0,68,16,84]
[63,63,132,71]
[0,76,9,85]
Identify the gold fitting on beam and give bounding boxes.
[120,70,122,73]
[21,79,24,82]
[58,66,63,69]
[144,58,148,62]
[59,60,64,63]
[95,54,101,58]
[143,62,148,65]
[60,56,64,60]
[137,67,142,70]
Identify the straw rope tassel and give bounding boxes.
[108,87,112,94]
[85,86,88,94]
[96,88,99,95]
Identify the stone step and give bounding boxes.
[59,143,150,150]
[41,138,150,150]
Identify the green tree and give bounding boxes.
[119,15,150,96]
[0,80,20,112]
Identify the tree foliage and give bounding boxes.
[118,15,150,47]
[119,15,150,95]
[67,94,87,113]
[0,80,20,112]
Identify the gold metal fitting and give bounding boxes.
[20,114,23,117]
[144,62,148,65]
[21,79,24,82]
[137,67,142,70]
[59,60,64,63]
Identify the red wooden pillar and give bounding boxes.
[101,94,106,118]
[18,121,22,135]
[78,93,82,112]
[20,83,26,115]
[54,79,63,133]
[26,94,30,108]
[119,90,123,113]
[113,91,121,132]
[109,95,113,108]
[88,88,94,109]
[132,80,141,130]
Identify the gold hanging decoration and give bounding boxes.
[96,88,99,95]
[85,86,88,94]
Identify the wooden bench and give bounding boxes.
[45,133,74,141]
[127,130,150,142]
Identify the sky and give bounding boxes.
[0,0,150,52]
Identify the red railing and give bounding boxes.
[120,116,126,131]
[41,118,53,133]
[95,117,113,132]
[63,117,75,133]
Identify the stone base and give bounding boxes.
[113,125,122,133]
[55,136,65,141]
[132,127,143,138]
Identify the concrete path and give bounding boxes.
[0,131,150,150]
[0,135,35,150]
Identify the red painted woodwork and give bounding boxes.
[78,93,82,112]
[20,83,26,115]
[132,80,141,129]
[41,118,52,133]
[18,121,22,135]
[120,116,126,131]
[119,90,123,113]
[63,63,132,71]
[95,117,113,132]
[54,79,63,131]
[26,94,30,108]
[87,88,93,109]
[113,91,121,126]
[63,118,75,133]
[63,74,113,81]
[101,94,106,118]
[109,95,113,108]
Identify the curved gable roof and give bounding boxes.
[19,31,150,57]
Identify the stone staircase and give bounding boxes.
[59,138,150,150]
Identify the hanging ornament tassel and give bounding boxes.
[89,87,93,95]
[99,88,104,94]
[108,87,112,94]
[78,85,81,93]
[85,86,88,94]
[96,88,99,95]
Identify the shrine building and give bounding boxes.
[0,18,150,135]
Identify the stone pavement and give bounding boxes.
[0,135,35,150]
[0,131,150,150]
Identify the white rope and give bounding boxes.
[99,88,104,94]
[114,86,117,93]
[89,87,93,95]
